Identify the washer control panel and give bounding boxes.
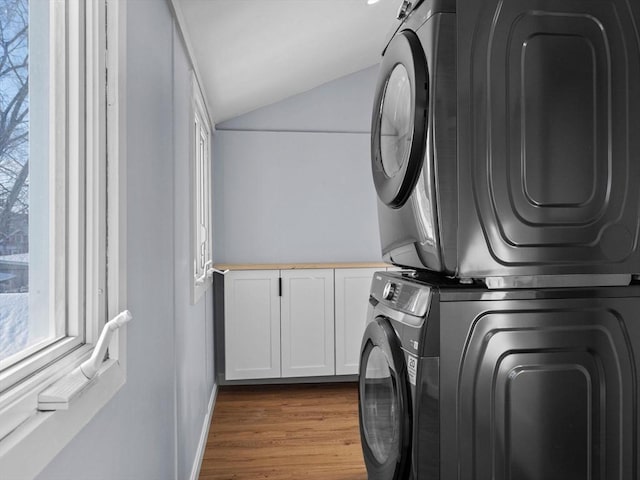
[371,272,431,317]
[382,281,397,301]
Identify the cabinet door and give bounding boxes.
[281,269,335,377]
[224,270,280,380]
[335,268,380,375]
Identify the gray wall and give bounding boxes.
[37,1,215,479]
[213,66,382,264]
[36,8,381,478]
[219,65,379,133]
[172,21,216,480]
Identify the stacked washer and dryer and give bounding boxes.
[358,0,640,479]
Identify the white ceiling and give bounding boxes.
[174,0,402,124]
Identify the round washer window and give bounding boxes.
[362,345,399,464]
[380,64,413,179]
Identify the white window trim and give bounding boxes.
[0,0,87,389]
[0,1,127,478]
[192,75,213,304]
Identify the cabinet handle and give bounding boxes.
[278,277,282,297]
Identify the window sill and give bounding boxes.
[0,345,126,479]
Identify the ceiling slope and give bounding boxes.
[175,0,401,124]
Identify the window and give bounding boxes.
[0,0,126,476]
[0,0,94,387]
[192,76,213,302]
[0,0,40,368]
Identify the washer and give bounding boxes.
[359,270,442,480]
[372,0,640,279]
[359,271,640,479]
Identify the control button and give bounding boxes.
[382,282,397,301]
[397,0,413,20]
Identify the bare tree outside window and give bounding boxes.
[0,0,29,359]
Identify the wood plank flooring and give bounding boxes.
[199,383,367,480]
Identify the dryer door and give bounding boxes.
[359,317,411,480]
[371,29,428,209]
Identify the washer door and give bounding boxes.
[371,29,429,209]
[359,317,412,480]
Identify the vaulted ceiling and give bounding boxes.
[173,0,402,124]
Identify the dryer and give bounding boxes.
[372,0,640,281]
[359,270,640,480]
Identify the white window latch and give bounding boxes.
[38,310,132,411]
[195,260,228,285]
[207,266,229,277]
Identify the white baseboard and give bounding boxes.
[189,383,218,480]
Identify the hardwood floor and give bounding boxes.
[199,383,367,480]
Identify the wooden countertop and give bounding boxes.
[213,262,390,271]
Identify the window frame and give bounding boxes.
[192,76,213,303]
[0,0,127,477]
[0,0,87,390]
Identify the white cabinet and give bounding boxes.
[223,266,384,381]
[281,269,334,377]
[224,270,281,380]
[334,268,379,375]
